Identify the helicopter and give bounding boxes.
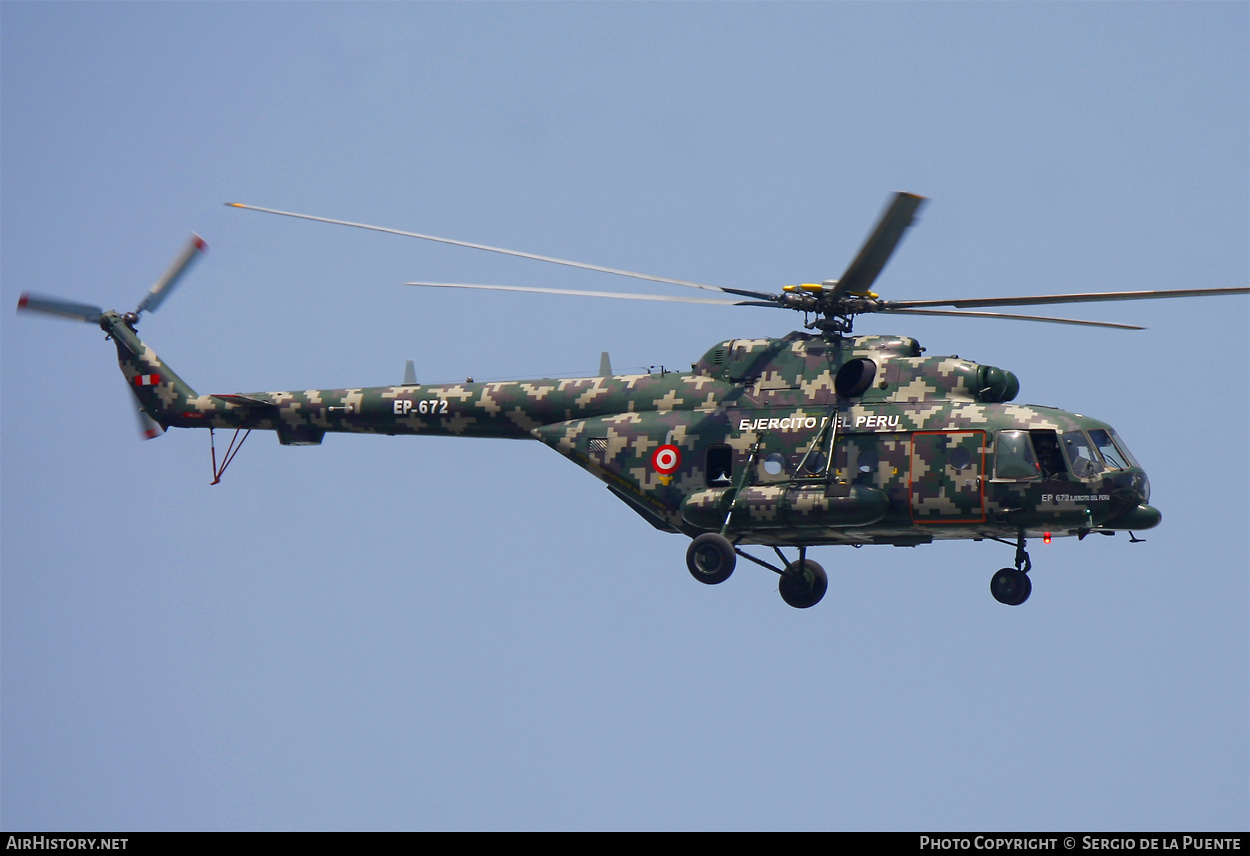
[17,193,1249,609]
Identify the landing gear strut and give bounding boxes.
[990,533,1032,606]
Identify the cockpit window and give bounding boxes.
[1088,428,1131,469]
[1110,429,1141,469]
[1029,430,1067,479]
[1062,431,1103,479]
[994,430,1040,480]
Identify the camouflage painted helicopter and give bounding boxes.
[18,194,1248,609]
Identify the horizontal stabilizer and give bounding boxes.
[212,393,276,409]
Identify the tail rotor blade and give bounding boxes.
[135,234,207,315]
[17,293,105,323]
[126,384,165,440]
[136,407,165,440]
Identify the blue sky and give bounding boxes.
[2,2,1246,831]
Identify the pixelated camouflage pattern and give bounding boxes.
[105,312,1158,547]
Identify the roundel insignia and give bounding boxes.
[651,444,681,475]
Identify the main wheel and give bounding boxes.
[686,533,736,585]
[990,567,1032,606]
[779,559,827,609]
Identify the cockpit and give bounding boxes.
[994,426,1148,498]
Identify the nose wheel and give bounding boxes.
[989,534,1032,605]
[990,567,1032,605]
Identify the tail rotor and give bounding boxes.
[18,233,206,328]
[17,233,207,440]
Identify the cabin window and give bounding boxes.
[801,449,827,475]
[706,445,733,486]
[994,430,1040,480]
[1062,431,1103,479]
[844,436,881,485]
[762,452,787,476]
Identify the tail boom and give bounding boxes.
[106,313,734,446]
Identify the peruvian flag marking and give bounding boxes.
[651,444,682,475]
[134,374,161,386]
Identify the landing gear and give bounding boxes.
[989,532,1032,605]
[779,556,827,609]
[686,533,736,585]
[684,536,827,608]
[990,567,1032,606]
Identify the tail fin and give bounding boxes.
[101,312,201,429]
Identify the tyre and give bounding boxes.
[990,567,1032,606]
[779,558,827,609]
[686,533,736,585]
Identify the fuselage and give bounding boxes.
[106,312,1158,546]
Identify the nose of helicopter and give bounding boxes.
[1110,468,1151,504]
[1101,468,1160,530]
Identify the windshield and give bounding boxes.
[1089,428,1141,469]
[1062,431,1103,479]
[1089,429,1124,469]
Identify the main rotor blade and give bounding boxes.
[877,307,1145,330]
[16,293,104,323]
[888,286,1249,311]
[406,281,754,306]
[828,192,927,299]
[135,234,207,315]
[230,203,775,299]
